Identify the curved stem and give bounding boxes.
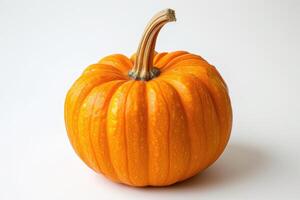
[128,9,176,81]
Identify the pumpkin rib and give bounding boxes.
[192,75,226,166]
[192,78,209,173]
[204,80,232,164]
[83,70,126,81]
[194,76,220,168]
[162,59,211,73]
[154,79,191,185]
[151,80,171,185]
[99,54,133,73]
[70,78,124,166]
[161,54,204,71]
[70,87,96,164]
[161,63,208,78]
[65,76,93,151]
[155,51,189,68]
[99,54,132,66]
[200,80,222,163]
[187,77,210,176]
[83,64,128,79]
[145,83,151,185]
[146,81,170,185]
[106,81,135,185]
[88,89,102,172]
[158,78,194,181]
[124,81,149,186]
[166,80,191,184]
[160,73,223,175]
[153,52,167,65]
[87,80,126,177]
[158,76,198,178]
[197,75,232,153]
[209,65,228,91]
[166,75,208,174]
[83,63,126,74]
[99,80,126,182]
[161,62,230,130]
[65,75,118,161]
[162,59,228,91]
[143,83,150,185]
[122,81,135,185]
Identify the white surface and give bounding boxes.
[1,0,300,199]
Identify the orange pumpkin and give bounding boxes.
[65,9,232,187]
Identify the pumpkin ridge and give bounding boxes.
[160,74,224,176]
[192,78,209,173]
[71,83,99,164]
[100,81,126,181]
[201,75,232,153]
[88,80,126,176]
[87,87,102,172]
[68,78,125,163]
[66,75,110,159]
[153,52,167,65]
[152,80,171,185]
[209,65,228,91]
[203,77,232,163]
[143,83,150,185]
[161,73,217,173]
[83,70,127,81]
[99,54,133,67]
[122,81,136,185]
[161,54,205,71]
[199,79,222,163]
[192,75,224,166]
[99,54,133,73]
[192,76,217,169]
[178,76,209,176]
[124,82,149,186]
[83,63,129,79]
[163,59,210,73]
[158,79,193,182]
[155,51,189,69]
[163,60,228,93]
[106,81,135,185]
[154,80,191,184]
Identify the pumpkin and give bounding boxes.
[65,9,232,187]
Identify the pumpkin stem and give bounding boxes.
[128,9,176,81]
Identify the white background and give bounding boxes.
[1,0,300,199]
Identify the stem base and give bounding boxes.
[128,67,160,81]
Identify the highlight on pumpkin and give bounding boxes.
[64,8,232,187]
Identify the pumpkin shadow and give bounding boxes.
[139,142,270,192]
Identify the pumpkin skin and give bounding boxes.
[64,9,232,187]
